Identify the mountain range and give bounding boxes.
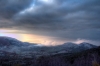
[0,36,98,55]
[0,36,100,66]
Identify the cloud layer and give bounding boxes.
[0,0,100,45]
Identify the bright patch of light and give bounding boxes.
[18,0,54,15]
[20,6,34,14]
[0,30,20,39]
[38,0,53,4]
[0,33,19,39]
[74,39,87,44]
[19,0,35,14]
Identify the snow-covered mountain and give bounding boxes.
[51,42,97,53]
[79,42,97,49]
[0,37,98,55]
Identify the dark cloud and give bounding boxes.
[0,0,33,19]
[0,0,100,45]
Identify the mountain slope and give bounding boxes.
[33,47,100,66]
[79,42,97,49]
[0,36,24,46]
[0,36,98,55]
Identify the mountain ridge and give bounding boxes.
[0,36,98,55]
[0,36,100,66]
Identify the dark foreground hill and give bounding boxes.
[37,47,100,66]
[0,46,100,66]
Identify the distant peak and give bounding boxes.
[62,42,78,47]
[63,42,76,45]
[80,42,90,44]
[79,42,94,46]
[0,36,24,46]
[79,42,97,49]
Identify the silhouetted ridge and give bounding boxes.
[0,36,24,46]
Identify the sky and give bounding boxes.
[0,0,100,45]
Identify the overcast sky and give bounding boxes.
[0,0,100,45]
